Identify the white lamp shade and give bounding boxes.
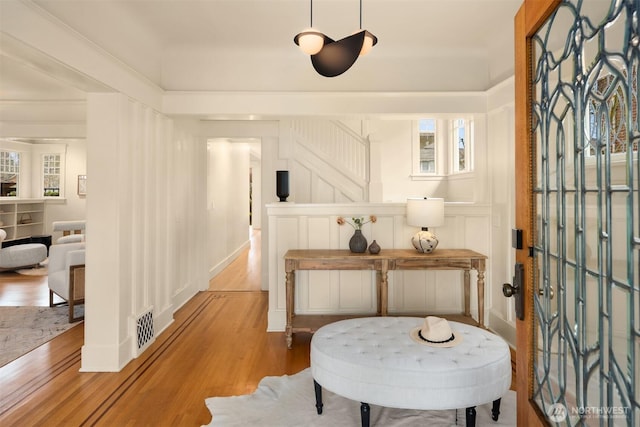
[295,29,325,55]
[406,197,445,228]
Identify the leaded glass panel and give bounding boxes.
[530,0,639,425]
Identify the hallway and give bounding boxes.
[208,229,261,292]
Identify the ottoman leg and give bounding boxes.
[491,398,501,421]
[360,402,370,427]
[465,406,476,427]
[313,380,323,414]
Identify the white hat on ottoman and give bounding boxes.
[410,316,463,347]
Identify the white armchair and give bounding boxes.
[48,241,85,322]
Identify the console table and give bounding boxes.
[284,249,487,348]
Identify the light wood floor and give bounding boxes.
[0,230,311,426]
[208,230,262,292]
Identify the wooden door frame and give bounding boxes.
[514,0,561,425]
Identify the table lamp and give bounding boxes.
[406,197,445,253]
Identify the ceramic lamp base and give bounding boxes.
[411,229,439,253]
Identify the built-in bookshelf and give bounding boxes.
[0,199,46,241]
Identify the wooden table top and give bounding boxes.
[284,248,487,260]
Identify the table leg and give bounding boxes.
[376,270,382,315]
[463,269,471,317]
[477,268,485,327]
[380,261,388,316]
[286,270,295,349]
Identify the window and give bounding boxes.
[419,119,436,173]
[451,118,473,173]
[412,117,475,179]
[0,151,20,197]
[43,154,61,197]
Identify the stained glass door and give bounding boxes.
[515,0,639,425]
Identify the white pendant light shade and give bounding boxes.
[295,29,325,55]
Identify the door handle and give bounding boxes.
[502,263,524,320]
[503,283,518,297]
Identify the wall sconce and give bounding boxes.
[294,0,378,77]
[406,197,445,253]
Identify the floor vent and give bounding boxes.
[136,310,155,351]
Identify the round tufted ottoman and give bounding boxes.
[310,317,511,427]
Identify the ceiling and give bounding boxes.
[0,0,522,136]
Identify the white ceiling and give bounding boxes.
[0,0,522,133]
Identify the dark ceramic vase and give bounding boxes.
[276,170,289,202]
[349,229,368,253]
[368,240,381,254]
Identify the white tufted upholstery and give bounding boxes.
[311,317,511,411]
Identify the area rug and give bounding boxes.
[0,305,83,367]
[204,368,517,426]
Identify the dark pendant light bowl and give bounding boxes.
[311,31,366,77]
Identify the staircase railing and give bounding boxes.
[291,119,369,186]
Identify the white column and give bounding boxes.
[81,93,127,371]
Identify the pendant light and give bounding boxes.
[294,0,378,77]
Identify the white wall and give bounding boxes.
[206,139,251,278]
[82,93,207,371]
